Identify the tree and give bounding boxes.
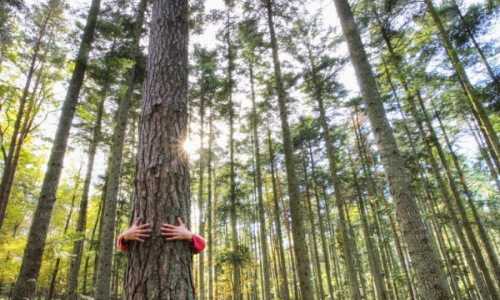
[121,0,193,298]
[11,0,102,298]
[330,0,452,298]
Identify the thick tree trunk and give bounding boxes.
[121,0,193,298]
[263,0,314,297]
[11,0,101,298]
[331,0,451,298]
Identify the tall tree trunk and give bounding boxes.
[82,194,103,295]
[331,0,451,298]
[121,0,192,298]
[0,0,59,230]
[311,60,361,300]
[347,148,388,300]
[11,0,101,298]
[267,131,291,300]
[46,170,83,300]
[424,0,500,172]
[451,0,500,96]
[198,73,206,300]
[302,153,325,299]
[430,99,500,288]
[263,0,314,297]
[306,143,337,300]
[207,106,214,300]
[93,0,148,297]
[249,60,272,300]
[67,90,106,299]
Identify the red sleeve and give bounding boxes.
[117,234,129,252]
[192,234,206,254]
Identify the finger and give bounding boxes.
[136,233,150,238]
[161,227,176,232]
[161,232,176,237]
[162,223,176,228]
[133,218,141,226]
[166,236,180,242]
[177,217,184,226]
[136,238,145,243]
[138,229,152,234]
[138,223,150,229]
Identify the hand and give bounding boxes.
[122,218,151,243]
[161,217,193,242]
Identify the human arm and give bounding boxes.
[117,218,152,252]
[161,217,206,254]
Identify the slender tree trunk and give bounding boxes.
[430,100,500,287]
[424,0,500,172]
[347,148,388,300]
[0,0,59,230]
[451,0,500,96]
[331,0,451,297]
[302,153,325,299]
[93,0,147,297]
[46,171,82,300]
[274,154,300,299]
[308,146,337,300]
[267,131,291,300]
[11,0,101,298]
[198,74,206,300]
[263,0,314,297]
[67,91,106,299]
[207,106,214,300]
[82,196,103,295]
[312,69,361,300]
[248,60,272,300]
[121,0,193,298]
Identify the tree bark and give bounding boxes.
[331,0,451,298]
[121,0,193,298]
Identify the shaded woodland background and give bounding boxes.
[1,0,500,299]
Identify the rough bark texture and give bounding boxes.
[10,0,101,298]
[331,0,451,298]
[122,0,193,298]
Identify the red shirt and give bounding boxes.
[117,234,206,254]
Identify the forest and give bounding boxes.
[0,0,500,299]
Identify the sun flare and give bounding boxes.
[183,138,199,155]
